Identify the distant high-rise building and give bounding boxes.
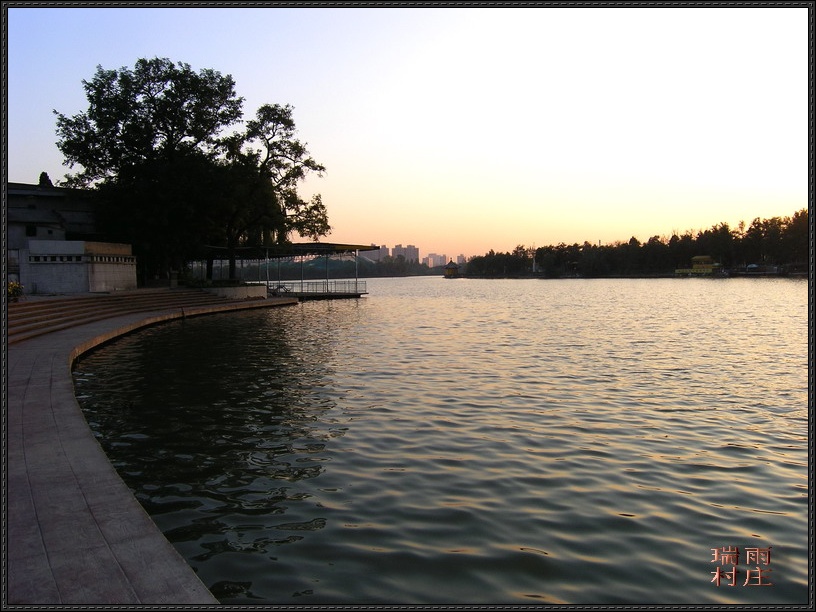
[424,253,447,268]
[392,244,419,263]
[365,244,389,261]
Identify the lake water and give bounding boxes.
[72,276,810,605]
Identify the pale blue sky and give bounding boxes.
[6,5,808,259]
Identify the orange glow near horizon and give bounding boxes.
[7,7,807,260]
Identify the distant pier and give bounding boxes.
[264,279,368,300]
[204,242,378,300]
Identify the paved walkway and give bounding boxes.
[4,297,297,605]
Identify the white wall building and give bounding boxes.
[20,240,137,294]
[7,181,137,294]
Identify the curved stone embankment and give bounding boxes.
[5,289,297,604]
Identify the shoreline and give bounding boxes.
[5,295,297,605]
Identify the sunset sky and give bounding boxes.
[6,5,808,259]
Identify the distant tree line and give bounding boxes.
[246,211,808,280]
[362,255,436,277]
[466,209,809,278]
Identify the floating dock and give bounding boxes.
[264,279,368,300]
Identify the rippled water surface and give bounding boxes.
[73,277,810,605]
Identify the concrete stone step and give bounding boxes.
[7,289,240,345]
[9,292,229,324]
[8,296,227,321]
[9,288,218,314]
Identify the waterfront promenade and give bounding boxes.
[5,289,298,605]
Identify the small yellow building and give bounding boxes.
[675,255,724,276]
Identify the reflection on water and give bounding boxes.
[73,277,809,605]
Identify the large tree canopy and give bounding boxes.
[54,57,330,281]
[56,58,244,186]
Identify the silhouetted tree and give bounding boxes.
[741,216,787,265]
[640,236,671,274]
[668,232,695,269]
[54,57,330,281]
[215,103,329,278]
[781,209,808,266]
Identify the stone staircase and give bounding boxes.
[6,288,239,345]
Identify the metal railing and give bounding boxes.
[265,280,367,295]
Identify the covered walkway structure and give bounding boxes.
[197,242,381,299]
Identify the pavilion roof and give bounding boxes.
[203,242,380,259]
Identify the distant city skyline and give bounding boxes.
[363,244,468,267]
[7,5,807,257]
